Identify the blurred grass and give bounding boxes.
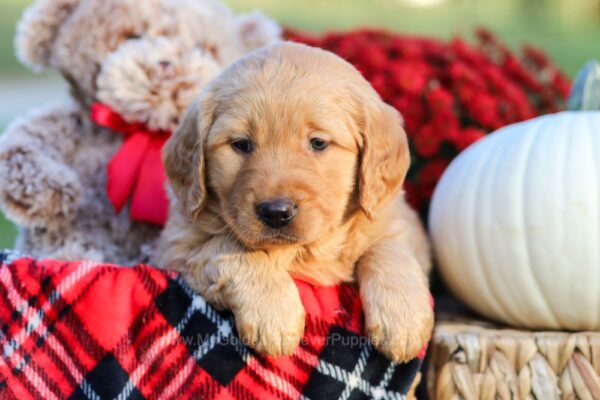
[0,216,17,249]
[0,0,599,247]
[0,0,28,76]
[0,119,18,249]
[1,0,599,76]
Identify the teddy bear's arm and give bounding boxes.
[0,103,84,228]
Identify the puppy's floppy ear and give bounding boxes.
[163,90,216,220]
[15,0,81,70]
[358,96,410,220]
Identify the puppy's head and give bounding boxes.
[164,42,409,248]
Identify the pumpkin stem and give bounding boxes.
[567,60,600,111]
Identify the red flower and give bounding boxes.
[450,38,486,66]
[413,124,443,158]
[389,60,430,95]
[390,37,424,60]
[475,27,496,45]
[467,92,501,129]
[360,44,389,71]
[551,72,571,98]
[504,55,543,92]
[449,61,486,90]
[331,36,360,60]
[499,82,535,122]
[371,73,395,101]
[426,87,454,116]
[430,114,460,143]
[451,128,486,151]
[403,181,421,210]
[418,159,449,200]
[421,38,448,61]
[523,44,550,70]
[391,96,426,134]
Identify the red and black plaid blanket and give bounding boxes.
[0,250,424,399]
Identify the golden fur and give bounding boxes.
[156,42,433,362]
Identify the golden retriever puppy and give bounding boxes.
[156,42,433,362]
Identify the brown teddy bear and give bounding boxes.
[0,0,280,264]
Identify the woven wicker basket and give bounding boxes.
[427,317,600,399]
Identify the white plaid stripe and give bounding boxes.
[1,261,98,360]
[370,362,400,400]
[155,294,214,400]
[295,346,319,365]
[154,296,217,399]
[28,364,58,400]
[115,297,216,400]
[114,281,218,399]
[0,261,102,400]
[80,381,102,400]
[115,327,181,400]
[179,278,302,398]
[336,345,371,399]
[157,353,196,399]
[313,357,405,400]
[155,283,228,399]
[245,356,302,398]
[0,250,27,265]
[296,339,407,399]
[335,345,406,400]
[155,278,301,400]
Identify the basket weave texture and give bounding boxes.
[428,318,600,399]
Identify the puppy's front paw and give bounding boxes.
[365,296,433,363]
[234,285,305,357]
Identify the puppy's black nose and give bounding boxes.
[256,199,297,228]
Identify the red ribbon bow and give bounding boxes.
[91,103,170,225]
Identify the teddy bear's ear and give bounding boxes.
[15,0,81,71]
[235,11,282,52]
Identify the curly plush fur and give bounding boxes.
[96,38,222,132]
[0,0,281,264]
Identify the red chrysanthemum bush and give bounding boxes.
[288,28,570,214]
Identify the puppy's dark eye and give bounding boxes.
[310,138,328,152]
[231,138,253,154]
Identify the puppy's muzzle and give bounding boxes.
[256,198,297,228]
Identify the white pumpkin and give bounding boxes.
[429,61,600,330]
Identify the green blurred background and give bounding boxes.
[0,0,599,247]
